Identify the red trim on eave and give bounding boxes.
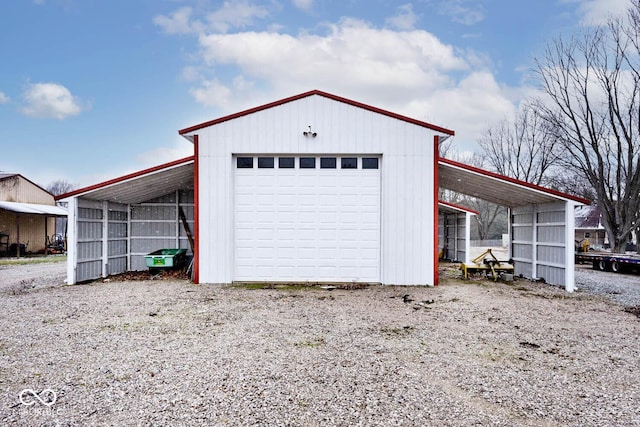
[178,89,456,136]
[438,157,591,205]
[434,136,440,287]
[55,156,195,201]
[193,135,200,284]
[438,200,480,216]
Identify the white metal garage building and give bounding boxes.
[59,90,588,290]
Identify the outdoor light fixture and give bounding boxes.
[303,126,317,138]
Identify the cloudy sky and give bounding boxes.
[0,0,632,189]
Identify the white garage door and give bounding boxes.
[234,155,381,283]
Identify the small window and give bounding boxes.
[300,157,316,168]
[320,157,337,168]
[362,157,379,169]
[279,157,295,168]
[237,157,253,168]
[341,157,357,169]
[258,157,274,168]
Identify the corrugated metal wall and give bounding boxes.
[76,199,103,281]
[73,189,194,283]
[511,202,569,286]
[130,190,194,271]
[192,94,438,285]
[438,212,467,262]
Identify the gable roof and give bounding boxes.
[178,89,455,137]
[0,173,53,197]
[438,157,590,206]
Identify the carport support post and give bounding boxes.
[15,213,20,258]
[44,215,48,256]
[564,201,577,292]
[65,197,77,284]
[465,211,472,264]
[102,201,109,278]
[532,204,538,280]
[193,134,200,284]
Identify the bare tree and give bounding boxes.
[534,1,640,252]
[47,180,74,196]
[439,149,507,241]
[477,103,561,186]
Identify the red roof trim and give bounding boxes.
[55,156,195,201]
[438,157,591,205]
[178,89,455,136]
[438,200,480,216]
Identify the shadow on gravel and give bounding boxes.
[624,306,640,318]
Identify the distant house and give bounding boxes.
[0,174,67,256]
[574,205,607,250]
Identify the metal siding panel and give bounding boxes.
[538,225,565,244]
[76,260,101,282]
[197,153,231,283]
[197,94,438,285]
[107,257,127,275]
[515,261,533,278]
[131,255,147,271]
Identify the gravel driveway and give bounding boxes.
[1,262,639,426]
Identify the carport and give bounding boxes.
[438,157,590,291]
[438,200,477,263]
[0,201,67,257]
[59,157,194,283]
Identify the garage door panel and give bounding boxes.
[235,155,380,282]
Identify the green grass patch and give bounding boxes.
[0,255,66,266]
[294,337,326,348]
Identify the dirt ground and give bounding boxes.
[1,262,639,426]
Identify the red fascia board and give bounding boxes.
[438,199,480,216]
[178,89,456,136]
[438,157,591,205]
[55,156,195,201]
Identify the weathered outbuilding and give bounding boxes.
[0,173,67,256]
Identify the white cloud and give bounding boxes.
[197,18,468,97]
[386,4,419,30]
[292,0,313,12]
[154,6,198,34]
[0,92,9,104]
[439,0,484,25]
[154,2,269,35]
[563,0,632,25]
[160,9,526,151]
[205,1,269,33]
[21,82,87,119]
